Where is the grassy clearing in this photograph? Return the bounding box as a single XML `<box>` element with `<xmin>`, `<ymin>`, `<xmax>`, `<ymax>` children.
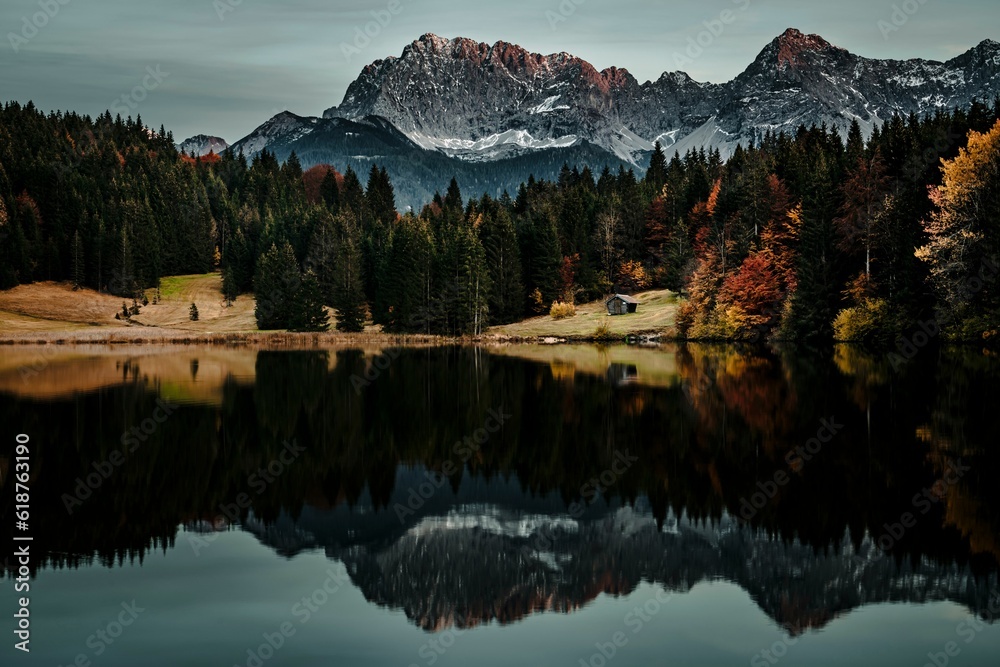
<box><xmin>488</xmin><ymin>289</ymin><xmax>679</xmax><ymax>340</ymax></box>
<box><xmin>0</xmin><ymin>279</ymin><xmax>680</xmax><ymax>346</ymax></box>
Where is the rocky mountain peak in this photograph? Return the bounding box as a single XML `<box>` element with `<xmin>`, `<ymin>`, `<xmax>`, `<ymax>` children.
<box><xmin>177</xmin><ymin>134</ymin><xmax>229</xmax><ymax>157</ymax></box>
<box><xmin>767</xmin><ymin>28</ymin><xmax>838</xmax><ymax>68</ymax></box>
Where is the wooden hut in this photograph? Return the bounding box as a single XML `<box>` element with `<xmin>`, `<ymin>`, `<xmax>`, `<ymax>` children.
<box><xmin>606</xmin><ymin>294</ymin><xmax>639</xmax><ymax>315</ymax></box>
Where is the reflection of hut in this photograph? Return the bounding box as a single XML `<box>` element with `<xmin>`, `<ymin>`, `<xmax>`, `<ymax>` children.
<box><xmin>606</xmin><ymin>363</ymin><xmax>639</xmax><ymax>386</ymax></box>
<box><xmin>606</xmin><ymin>294</ymin><xmax>639</xmax><ymax>315</ymax></box>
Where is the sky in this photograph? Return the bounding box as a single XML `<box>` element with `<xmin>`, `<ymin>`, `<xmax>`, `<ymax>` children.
<box><xmin>2</xmin><ymin>0</ymin><xmax>997</xmax><ymax>143</ymax></box>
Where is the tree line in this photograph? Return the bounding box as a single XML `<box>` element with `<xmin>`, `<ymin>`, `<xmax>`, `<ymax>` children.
<box><xmin>1</xmin><ymin>98</ymin><xmax>999</xmax><ymax>340</ymax></box>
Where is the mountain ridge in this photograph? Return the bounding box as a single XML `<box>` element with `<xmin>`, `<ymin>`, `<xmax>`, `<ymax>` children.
<box><xmin>228</xmin><ymin>29</ymin><xmax>1000</xmax><ymax>208</ymax></box>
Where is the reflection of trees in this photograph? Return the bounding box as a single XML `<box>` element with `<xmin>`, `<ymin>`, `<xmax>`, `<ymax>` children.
<box><xmin>2</xmin><ymin>345</ymin><xmax>999</xmax><ymax>584</ymax></box>
<box><xmin>919</xmin><ymin>348</ymin><xmax>1000</xmax><ymax>563</ymax></box>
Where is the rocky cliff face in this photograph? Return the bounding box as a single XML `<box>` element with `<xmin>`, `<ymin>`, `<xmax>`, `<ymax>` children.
<box><xmin>316</xmin><ymin>29</ymin><xmax>1000</xmax><ymax>163</ymax></box>
<box><xmin>177</xmin><ymin>134</ymin><xmax>229</xmax><ymax>157</ymax></box>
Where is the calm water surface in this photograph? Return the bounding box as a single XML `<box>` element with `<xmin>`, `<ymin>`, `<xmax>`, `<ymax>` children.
<box><xmin>1</xmin><ymin>343</ymin><xmax>999</xmax><ymax>666</ymax></box>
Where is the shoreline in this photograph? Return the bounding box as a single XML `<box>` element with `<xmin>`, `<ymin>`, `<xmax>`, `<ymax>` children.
<box><xmin>0</xmin><ymin>329</ymin><xmax>458</xmax><ymax>348</ymax></box>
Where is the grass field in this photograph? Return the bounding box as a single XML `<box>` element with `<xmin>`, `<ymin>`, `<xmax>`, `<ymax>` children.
<box><xmin>0</xmin><ymin>274</ymin><xmax>386</xmax><ymax>344</ymax></box>
<box><xmin>488</xmin><ymin>289</ymin><xmax>679</xmax><ymax>340</ymax></box>
<box><xmin>0</xmin><ymin>278</ymin><xmax>680</xmax><ymax>344</ymax></box>
<box><xmin>0</xmin><ymin>274</ymin><xmax>258</xmax><ymax>336</ymax></box>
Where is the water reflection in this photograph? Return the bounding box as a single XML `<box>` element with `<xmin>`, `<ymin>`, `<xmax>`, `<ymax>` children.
<box><xmin>1</xmin><ymin>343</ymin><xmax>999</xmax><ymax>636</ymax></box>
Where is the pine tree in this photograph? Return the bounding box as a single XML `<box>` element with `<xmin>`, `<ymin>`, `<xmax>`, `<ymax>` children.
<box><xmin>383</xmin><ymin>214</ymin><xmax>434</xmax><ymax>333</ymax></box>
<box><xmin>339</xmin><ymin>167</ymin><xmax>366</xmax><ymax>215</ymax></box>
<box><xmin>480</xmin><ymin>206</ymin><xmax>524</xmax><ymax>324</ymax></box>
<box><xmin>222</xmin><ymin>266</ymin><xmax>238</xmax><ymax>306</ymax></box>
<box><xmin>785</xmin><ymin>155</ymin><xmax>839</xmax><ymax>340</ymax></box>
<box><xmin>645</xmin><ymin>141</ymin><xmax>668</xmax><ymax>193</ymax></box>
<box><xmin>319</xmin><ymin>169</ymin><xmax>340</xmax><ymax>212</ymax></box>
<box><xmin>72</xmin><ymin>230</ymin><xmax>84</xmax><ymax>291</ymax></box>
<box><xmin>253</xmin><ymin>241</ymin><xmax>299</xmax><ymax>330</ymax></box>
<box><xmin>288</xmin><ymin>269</ymin><xmax>329</xmax><ymax>332</ymax></box>
<box><xmin>521</xmin><ymin>210</ymin><xmax>562</xmax><ymax>311</ymax></box>
<box><xmin>332</xmin><ymin>210</ymin><xmax>366</xmax><ymax>333</ymax></box>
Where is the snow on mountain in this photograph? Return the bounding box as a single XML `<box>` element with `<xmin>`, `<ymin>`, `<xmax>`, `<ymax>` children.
<box><xmin>225</xmin><ymin>29</ymin><xmax>1000</xmax><ymax>209</ymax></box>
<box><xmin>231</xmin><ymin>111</ymin><xmax>319</xmax><ymax>157</ymax></box>
<box><xmin>315</xmin><ymin>29</ymin><xmax>1000</xmax><ymax>163</ymax></box>
<box><xmin>177</xmin><ymin>134</ymin><xmax>229</xmax><ymax>157</ymax></box>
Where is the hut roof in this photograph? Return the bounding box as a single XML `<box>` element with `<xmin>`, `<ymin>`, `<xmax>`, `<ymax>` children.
<box><xmin>607</xmin><ymin>294</ymin><xmax>639</xmax><ymax>304</ymax></box>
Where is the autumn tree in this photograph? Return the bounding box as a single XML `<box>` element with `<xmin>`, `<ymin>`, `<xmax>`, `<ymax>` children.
<box><xmin>917</xmin><ymin>119</ymin><xmax>1000</xmax><ymax>334</ymax></box>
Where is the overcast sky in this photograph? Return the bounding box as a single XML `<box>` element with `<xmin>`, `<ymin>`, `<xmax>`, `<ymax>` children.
<box><xmin>2</xmin><ymin>0</ymin><xmax>997</xmax><ymax>143</ymax></box>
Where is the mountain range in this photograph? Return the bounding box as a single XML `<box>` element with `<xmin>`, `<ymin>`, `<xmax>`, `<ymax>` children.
<box><xmin>191</xmin><ymin>29</ymin><xmax>1000</xmax><ymax>208</ymax></box>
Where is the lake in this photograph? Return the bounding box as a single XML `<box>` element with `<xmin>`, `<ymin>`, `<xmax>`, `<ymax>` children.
<box><xmin>2</xmin><ymin>343</ymin><xmax>999</xmax><ymax>666</ymax></box>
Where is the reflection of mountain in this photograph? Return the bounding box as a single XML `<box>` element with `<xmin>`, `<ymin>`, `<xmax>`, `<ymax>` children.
<box><xmin>4</xmin><ymin>345</ymin><xmax>1000</xmax><ymax>636</ymax></box>
<box><xmin>239</xmin><ymin>471</ymin><xmax>999</xmax><ymax>635</ymax></box>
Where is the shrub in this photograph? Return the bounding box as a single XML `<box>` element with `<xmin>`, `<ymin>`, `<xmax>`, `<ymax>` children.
<box><xmin>593</xmin><ymin>319</ymin><xmax>616</xmax><ymax>341</ymax></box>
<box><xmin>832</xmin><ymin>298</ymin><xmax>893</xmax><ymax>344</ymax></box>
<box><xmin>189</xmin><ymin>303</ymin><xmax>200</xmax><ymax>321</ymax></box>
<box><xmin>550</xmin><ymin>301</ymin><xmax>577</xmax><ymax>319</ymax></box>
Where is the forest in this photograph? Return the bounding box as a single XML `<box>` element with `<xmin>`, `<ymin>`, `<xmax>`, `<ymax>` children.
<box><xmin>1</xmin><ymin>99</ymin><xmax>999</xmax><ymax>342</ymax></box>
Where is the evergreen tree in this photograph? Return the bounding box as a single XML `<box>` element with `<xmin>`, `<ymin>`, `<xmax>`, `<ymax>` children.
<box><xmin>339</xmin><ymin>167</ymin><xmax>366</xmax><ymax>215</ymax></box>
<box><xmin>332</xmin><ymin>210</ymin><xmax>367</xmax><ymax>332</ymax></box>
<box><xmin>785</xmin><ymin>154</ymin><xmax>839</xmax><ymax>340</ymax></box>
<box><xmin>479</xmin><ymin>205</ymin><xmax>524</xmax><ymax>324</ymax></box>
<box><xmin>645</xmin><ymin>141</ymin><xmax>668</xmax><ymax>193</ymax></box>
<box><xmin>382</xmin><ymin>214</ymin><xmax>434</xmax><ymax>333</ymax></box>
<box><xmin>288</xmin><ymin>269</ymin><xmax>329</xmax><ymax>332</ymax></box>
<box><xmin>253</xmin><ymin>241</ymin><xmax>299</xmax><ymax>330</ymax></box>
<box><xmin>72</xmin><ymin>230</ymin><xmax>84</xmax><ymax>291</ymax></box>
<box><xmin>320</xmin><ymin>169</ymin><xmax>340</xmax><ymax>212</ymax></box>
